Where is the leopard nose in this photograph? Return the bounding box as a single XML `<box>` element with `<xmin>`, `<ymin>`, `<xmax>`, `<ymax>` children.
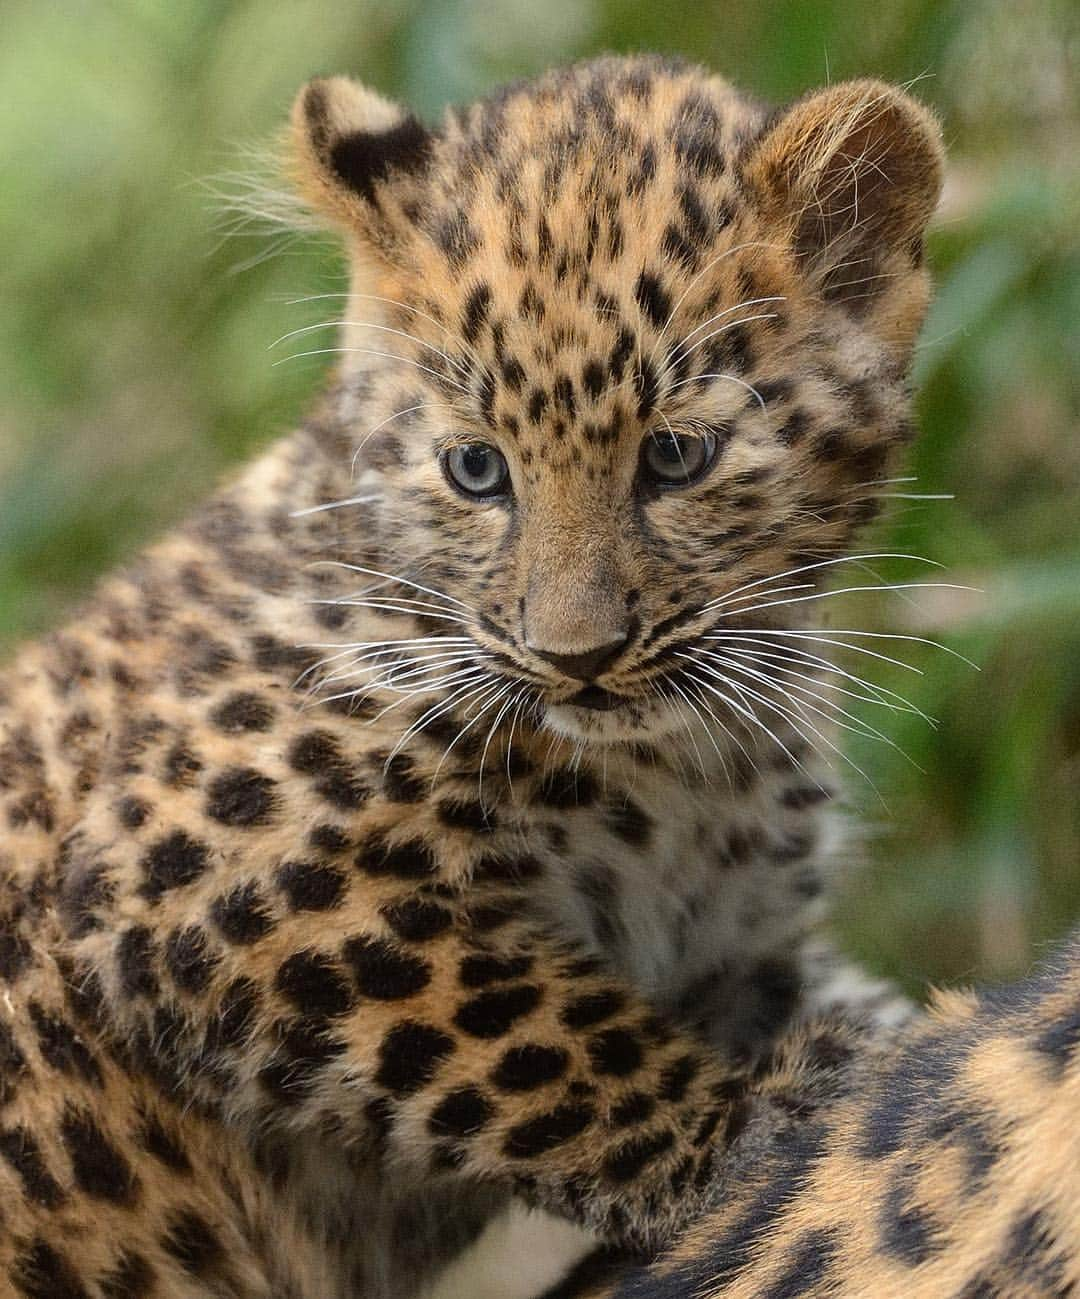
<box><xmin>530</xmin><ymin>635</ymin><xmax>628</xmax><ymax>682</ymax></box>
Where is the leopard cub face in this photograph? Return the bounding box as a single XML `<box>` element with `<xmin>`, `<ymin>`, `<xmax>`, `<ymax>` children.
<box><xmin>289</xmin><ymin>56</ymin><xmax>942</xmax><ymax>747</ymax></box>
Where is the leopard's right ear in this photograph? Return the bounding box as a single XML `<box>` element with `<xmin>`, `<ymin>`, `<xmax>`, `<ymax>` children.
<box><xmin>290</xmin><ymin>76</ymin><xmax>435</xmax><ymax>258</ymax></box>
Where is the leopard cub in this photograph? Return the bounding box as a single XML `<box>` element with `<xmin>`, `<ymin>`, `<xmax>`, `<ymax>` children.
<box><xmin>0</xmin><ymin>55</ymin><xmax>941</xmax><ymax>1299</ymax></box>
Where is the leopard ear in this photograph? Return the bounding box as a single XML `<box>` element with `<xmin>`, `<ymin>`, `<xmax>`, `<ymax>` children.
<box><xmin>744</xmin><ymin>80</ymin><xmax>943</xmax><ymax>313</ymax></box>
<box><xmin>289</xmin><ymin>76</ymin><xmax>434</xmax><ymax>257</ymax></box>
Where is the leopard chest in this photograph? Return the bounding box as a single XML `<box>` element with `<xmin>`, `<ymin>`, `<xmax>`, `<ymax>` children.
<box><xmin>516</xmin><ymin>760</ymin><xmax>837</xmax><ymax>1046</ymax></box>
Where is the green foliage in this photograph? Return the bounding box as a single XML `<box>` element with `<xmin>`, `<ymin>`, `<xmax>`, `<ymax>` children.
<box><xmin>2</xmin><ymin>0</ymin><xmax>1077</xmax><ymax>989</ymax></box>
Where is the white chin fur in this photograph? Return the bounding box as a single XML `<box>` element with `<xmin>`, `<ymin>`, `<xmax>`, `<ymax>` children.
<box><xmin>542</xmin><ymin>695</ymin><xmax>687</xmax><ymax>745</ymax></box>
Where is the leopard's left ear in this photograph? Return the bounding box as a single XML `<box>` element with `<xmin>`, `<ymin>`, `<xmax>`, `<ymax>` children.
<box><xmin>289</xmin><ymin>76</ymin><xmax>435</xmax><ymax>260</ymax></box>
<box><xmin>743</xmin><ymin>80</ymin><xmax>943</xmax><ymax>323</ymax></box>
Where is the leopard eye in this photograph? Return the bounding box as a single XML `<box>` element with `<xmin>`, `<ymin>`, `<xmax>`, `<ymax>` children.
<box><xmin>443</xmin><ymin>443</ymin><xmax>511</xmax><ymax>498</ymax></box>
<box><xmin>641</xmin><ymin>430</ymin><xmax>717</xmax><ymax>487</ymax></box>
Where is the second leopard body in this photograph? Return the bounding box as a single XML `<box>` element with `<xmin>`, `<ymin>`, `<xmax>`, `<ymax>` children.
<box><xmin>0</xmin><ymin>55</ymin><xmax>941</xmax><ymax>1298</ymax></box>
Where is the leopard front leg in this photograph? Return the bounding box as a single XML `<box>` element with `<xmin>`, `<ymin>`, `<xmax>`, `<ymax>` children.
<box><xmin>62</xmin><ymin>808</ymin><xmax>757</xmax><ymax>1261</ymax></box>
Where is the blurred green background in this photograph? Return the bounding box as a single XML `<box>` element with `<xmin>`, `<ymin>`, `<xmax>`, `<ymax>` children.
<box><xmin>1</xmin><ymin>0</ymin><xmax>1077</xmax><ymax>993</ymax></box>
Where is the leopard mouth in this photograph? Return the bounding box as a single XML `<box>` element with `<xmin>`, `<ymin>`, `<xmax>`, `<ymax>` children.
<box><xmin>566</xmin><ymin>685</ymin><xmax>623</xmax><ymax>711</ymax></box>
<box><xmin>540</xmin><ymin>685</ymin><xmax>687</xmax><ymax>747</ymax></box>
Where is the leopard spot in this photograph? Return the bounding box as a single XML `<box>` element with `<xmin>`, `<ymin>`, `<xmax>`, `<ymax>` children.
<box><xmin>0</xmin><ymin>1127</ymin><xmax>66</xmax><ymax>1208</ymax></box>
<box><xmin>205</xmin><ymin>767</ymin><xmax>278</xmax><ymax>827</ymax></box>
<box><xmin>436</xmin><ymin>799</ymin><xmax>497</xmax><ymax>832</ymax></box>
<box><xmin>356</xmin><ymin>834</ymin><xmax>439</xmax><ymax>880</ymax></box>
<box><xmin>492</xmin><ymin>1043</ymin><xmax>569</xmax><ymax>1091</ymax></box>
<box><xmin>381</xmin><ymin>753</ymin><xmax>426</xmax><ymax>803</ymax></box>
<box><xmin>276</xmin><ymin>860</ymin><xmax>347</xmax><ymax>913</ymax></box>
<box><xmin>161</xmin><ymin>1208</ymin><xmax>225</xmax><ymax>1279</ymax></box>
<box><xmin>587</xmin><ymin>1028</ymin><xmax>643</xmax><ymax>1077</ymax></box>
<box><xmin>138</xmin><ymin>1113</ymin><xmax>192</xmax><ymax>1174</ymax></box>
<box><xmin>603</xmin><ymin>1129</ymin><xmax>674</xmax><ymax>1181</ymax></box>
<box><xmin>115</xmin><ymin>795</ymin><xmax>150</xmax><ymax>828</ymax></box>
<box><xmin>116</xmin><ymin>925</ymin><xmax>158</xmax><ymax>998</ymax></box>
<box><xmin>375</xmin><ymin>1021</ymin><xmax>455</xmax><ymax>1096</ymax></box>
<box><xmin>164</xmin><ymin>926</ymin><xmax>220</xmax><ymax>994</ymax></box>
<box><xmin>658</xmin><ymin>1053</ymin><xmax>701</xmax><ymax>1102</ymax></box>
<box><xmin>98</xmin><ymin>1251</ymin><xmax>157</xmax><ymax>1299</ymax></box>
<box><xmin>454</xmin><ymin>984</ymin><xmax>542</xmax><ymax>1038</ymax></box>
<box><xmin>428</xmin><ymin>1087</ymin><xmax>495</xmax><ymax>1138</ymax></box>
<box><xmin>61</xmin><ymin>1106</ymin><xmax>138</xmax><ymax>1204</ymax></box>
<box><xmin>504</xmin><ymin>1103</ymin><xmax>594</xmax><ymax>1158</ymax></box>
<box><xmin>10</xmin><ymin>1240</ymin><xmax>88</xmax><ymax>1299</ymax></box>
<box><xmin>210</xmin><ymin>882</ymin><xmax>276</xmax><ymax>945</ymax></box>
<box><xmin>275</xmin><ymin>950</ymin><xmax>355</xmax><ymax>1018</ymax></box>
<box><xmin>610</xmin><ymin>1091</ymin><xmax>656</xmax><ymax>1128</ymax></box>
<box><xmin>258</xmin><ymin>1017</ymin><xmax>346</xmax><ymax>1103</ymax></box>
<box><xmin>140</xmin><ymin>830</ymin><xmax>210</xmax><ymax>900</ymax></box>
<box><xmin>561</xmin><ymin>989</ymin><xmax>625</xmax><ymax>1030</ymax></box>
<box><xmin>0</xmin><ymin>930</ymin><xmax>34</xmax><ymax>982</ymax></box>
<box><xmin>28</xmin><ymin>1002</ymin><xmax>103</xmax><ymax>1087</ymax></box>
<box><xmin>210</xmin><ymin>691</ymin><xmax>275</xmax><ymax>733</ymax></box>
<box><xmin>344</xmin><ymin>937</ymin><xmax>432</xmax><ymax>1000</ymax></box>
<box><xmin>204</xmin><ymin>977</ymin><xmax>260</xmax><ymax>1052</ymax></box>
<box><xmin>381</xmin><ymin>897</ymin><xmax>454</xmax><ymax>942</ymax></box>
<box><xmin>459</xmin><ymin>953</ymin><xmax>534</xmax><ymax>988</ymax></box>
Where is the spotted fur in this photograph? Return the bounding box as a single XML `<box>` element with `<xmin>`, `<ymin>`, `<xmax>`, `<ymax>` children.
<box><xmin>0</xmin><ymin>56</ymin><xmax>940</xmax><ymax>1297</ymax></box>
<box><xmin>566</xmin><ymin>930</ymin><xmax>1080</xmax><ymax>1299</ymax></box>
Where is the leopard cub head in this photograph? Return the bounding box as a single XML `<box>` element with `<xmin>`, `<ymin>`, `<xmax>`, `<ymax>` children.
<box><xmin>288</xmin><ymin>56</ymin><xmax>943</xmax><ymax>747</ymax></box>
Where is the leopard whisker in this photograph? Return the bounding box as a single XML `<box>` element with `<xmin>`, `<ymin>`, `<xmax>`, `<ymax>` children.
<box><xmin>689</xmin><ymin>649</ymin><xmax>913</xmax><ymax>758</ymax></box>
<box><xmin>282</xmin><ymin>291</ymin><xmax>489</xmax><ymax>379</ymax></box>
<box><xmin>662</xmin><ymin>371</ymin><xmax>768</xmax><ymax>418</ymax></box>
<box><xmin>312</xmin><ymin>663</ymin><xmax>488</xmax><ymax>713</ymax></box>
<box><xmin>313</xmin><ymin>600</ymin><xmax>472</xmax><ymax>626</ymax></box>
<box><xmin>681</xmin><ymin>657</ymin><xmax>884</xmax><ymax>795</ymax></box>
<box><xmin>701</xmin><ymin>552</ymin><xmax>945</xmax><ymax>611</ymax></box>
<box><xmin>645</xmin><ymin>679</ymin><xmax>701</xmax><ymax>785</ymax></box>
<box><xmin>679</xmin><ymin>666</ymin><xmax>821</xmax><ymax>784</ymax></box>
<box><xmin>709</xmin><ymin>580</ymin><xmax>978</xmax><ymax>620</ymax></box>
<box><xmin>666</xmin><ymin>296</ymin><xmax>787</xmax><ymax>361</ymax></box>
<box><xmin>293</xmin><ymin>638</ymin><xmax>474</xmax><ymax>688</ymax></box>
<box><xmin>703</xmin><ymin>626</ymin><xmax>977</xmax><ymax>669</ymax></box>
<box><xmin>649</xmin><ymin>243</ymin><xmax>788</xmax><ymax>356</ymax></box>
<box><xmin>660</xmin><ymin>312</ymin><xmax>782</xmax><ymax>383</ymax></box>
<box><xmin>711</xmin><ymin>644</ymin><xmax>933</xmax><ymax>721</ymax></box>
<box><xmin>476</xmin><ymin>686</ymin><xmax>516</xmax><ymax>805</ymax></box>
<box><xmin>330</xmin><ymin>587</ymin><xmax>470</xmax><ymax>618</ymax></box>
<box><xmin>322</xmin><ymin>652</ymin><xmax>493</xmax><ymax>693</ymax></box>
<box><xmin>269</xmin><ymin>320</ymin><xmax>474</xmax><ymax>384</ymax></box>
<box><xmin>431</xmin><ymin>678</ymin><xmax>520</xmax><ymax>784</ymax></box>
<box><xmin>308</xmin><ymin>649</ymin><xmax>465</xmax><ymax>693</ymax></box>
<box><xmin>502</xmin><ymin>684</ymin><xmax>536</xmax><ymax>799</ymax></box>
<box><xmin>652</xmin><ymin>677</ymin><xmax>706</xmax><ymax>780</ymax></box>
<box><xmin>325</xmin><ymin>642</ymin><xmax>481</xmax><ymax>673</ymax></box>
<box><xmin>294</xmin><ymin>639</ymin><xmax>475</xmax><ymax>698</ymax></box>
<box><xmin>679</xmin><ymin>673</ymin><xmax>761</xmax><ymax>776</ymax></box>
<box><xmin>350</xmin><ymin>402</ymin><xmax>458</xmax><ymax>474</ymax></box>
<box><xmin>662</xmin><ymin>673</ymin><xmax>723</xmax><ymax>780</ymax></box>
<box><xmin>375</xmin><ymin>655</ymin><xmax>495</xmax><ymax>693</ymax></box>
<box><xmin>272</xmin><ymin>346</ymin><xmax>470</xmax><ymax>394</ymax></box>
<box><xmin>317</xmin><ymin>591</ymin><xmax>473</xmax><ymax>620</ymax></box>
<box><xmin>692</xmin><ymin>667</ymin><xmax>865</xmax><ymax>793</ymax></box>
<box><xmin>290</xmin><ymin>494</ymin><xmax>382</xmax><ymax>519</ymax></box>
<box><xmin>384</xmin><ymin>673</ymin><xmax>498</xmax><ymax>765</ymax></box>
<box><xmin>313</xmin><ymin>563</ymin><xmax>474</xmax><ymax>611</ymax></box>
<box><xmin>301</xmin><ymin>636</ymin><xmax>474</xmax><ymax>651</ymax></box>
